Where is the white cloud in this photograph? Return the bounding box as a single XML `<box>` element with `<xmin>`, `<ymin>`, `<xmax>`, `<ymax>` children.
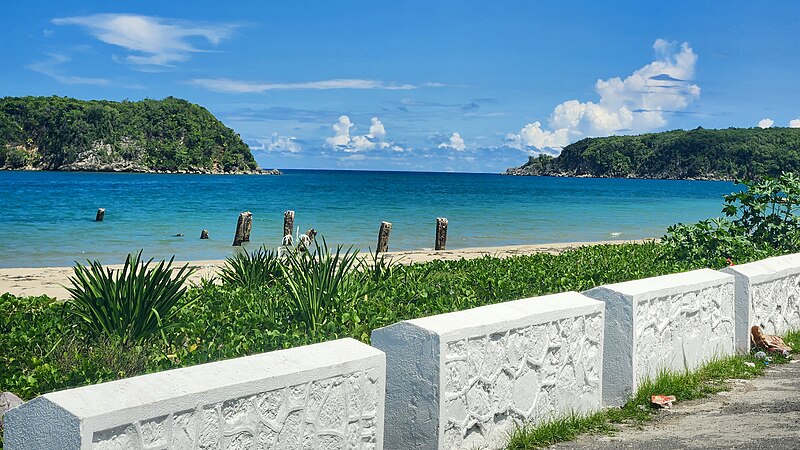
<box><xmin>27</xmin><ymin>53</ymin><xmax>110</xmax><ymax>86</ymax></box>
<box><xmin>190</xmin><ymin>77</ymin><xmax>418</xmax><ymax>93</ymax></box>
<box><xmin>438</xmin><ymin>132</ymin><xmax>467</xmax><ymax>151</ymax></box>
<box><xmin>325</xmin><ymin>116</ymin><xmax>394</xmax><ymax>152</ymax></box>
<box><xmin>508</xmin><ymin>39</ymin><xmax>701</xmax><ymax>151</ymax></box>
<box><xmin>52</xmin><ymin>13</ymin><xmax>236</xmax><ymax>66</ymax></box>
<box><xmin>253</xmin><ymin>133</ymin><xmax>302</xmax><ymax>153</ymax></box>
<box><xmin>758</xmin><ymin>118</ymin><xmax>774</xmax><ymax>129</ymax></box>
<box><xmin>790</xmin><ymin>119</ymin><xmax>800</xmax><ymax>128</ymax></box>
<box><xmin>368</xmin><ymin>117</ymin><xmax>387</xmax><ymax>140</ymax></box>
<box><xmin>505</xmin><ymin>122</ymin><xmax>569</xmax><ymax>150</ymax></box>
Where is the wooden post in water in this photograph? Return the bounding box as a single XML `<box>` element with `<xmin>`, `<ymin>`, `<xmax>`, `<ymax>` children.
<box><xmin>232</xmin><ymin>211</ymin><xmax>252</xmax><ymax>246</ymax></box>
<box><xmin>95</xmin><ymin>208</ymin><xmax>105</xmax><ymax>222</ymax></box>
<box><xmin>377</xmin><ymin>221</ymin><xmax>392</xmax><ymax>253</ymax></box>
<box><xmin>283</xmin><ymin>210</ymin><xmax>295</xmax><ymax>242</ymax></box>
<box><xmin>200</xmin><ymin>229</ymin><xmax>209</xmax><ymax>239</ymax></box>
<box><xmin>435</xmin><ymin>217</ymin><xmax>448</xmax><ymax>251</ymax></box>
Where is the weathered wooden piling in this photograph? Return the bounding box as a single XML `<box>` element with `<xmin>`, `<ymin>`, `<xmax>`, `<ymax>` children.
<box><xmin>435</xmin><ymin>217</ymin><xmax>448</xmax><ymax>251</ymax></box>
<box><xmin>200</xmin><ymin>229</ymin><xmax>209</xmax><ymax>239</ymax></box>
<box><xmin>377</xmin><ymin>221</ymin><xmax>392</xmax><ymax>253</ymax></box>
<box><xmin>95</xmin><ymin>208</ymin><xmax>105</xmax><ymax>222</ymax></box>
<box><xmin>232</xmin><ymin>211</ymin><xmax>252</xmax><ymax>246</ymax></box>
<box><xmin>283</xmin><ymin>210</ymin><xmax>295</xmax><ymax>241</ymax></box>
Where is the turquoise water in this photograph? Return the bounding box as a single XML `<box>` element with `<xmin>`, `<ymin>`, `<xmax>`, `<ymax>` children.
<box><xmin>0</xmin><ymin>170</ymin><xmax>735</xmax><ymax>268</ymax></box>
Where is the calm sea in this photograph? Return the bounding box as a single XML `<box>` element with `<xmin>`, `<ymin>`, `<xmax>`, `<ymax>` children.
<box><xmin>0</xmin><ymin>170</ymin><xmax>735</xmax><ymax>268</ymax></box>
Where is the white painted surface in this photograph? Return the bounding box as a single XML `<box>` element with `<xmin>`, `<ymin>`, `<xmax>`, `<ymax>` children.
<box><xmin>372</xmin><ymin>292</ymin><xmax>604</xmax><ymax>450</ymax></box>
<box><xmin>584</xmin><ymin>269</ymin><xmax>735</xmax><ymax>406</ymax></box>
<box><xmin>3</xmin><ymin>338</ymin><xmax>385</xmax><ymax>450</ymax></box>
<box><xmin>723</xmin><ymin>253</ymin><xmax>800</xmax><ymax>351</ymax></box>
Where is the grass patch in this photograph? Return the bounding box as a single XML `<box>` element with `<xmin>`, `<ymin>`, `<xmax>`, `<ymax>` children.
<box><xmin>506</xmin><ymin>345</ymin><xmax>794</xmax><ymax>449</ymax></box>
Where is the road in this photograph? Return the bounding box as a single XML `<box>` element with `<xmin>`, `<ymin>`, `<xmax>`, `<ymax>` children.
<box><xmin>551</xmin><ymin>356</ymin><xmax>800</xmax><ymax>449</ymax></box>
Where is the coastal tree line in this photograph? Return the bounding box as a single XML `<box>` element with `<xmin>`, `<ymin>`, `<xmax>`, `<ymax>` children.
<box><xmin>510</xmin><ymin>127</ymin><xmax>800</xmax><ymax>180</ymax></box>
<box><xmin>0</xmin><ymin>96</ymin><xmax>258</xmax><ymax>172</ymax></box>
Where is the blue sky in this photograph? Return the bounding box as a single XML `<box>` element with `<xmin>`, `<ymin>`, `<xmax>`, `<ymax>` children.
<box><xmin>1</xmin><ymin>2</ymin><xmax>798</xmax><ymax>172</ymax></box>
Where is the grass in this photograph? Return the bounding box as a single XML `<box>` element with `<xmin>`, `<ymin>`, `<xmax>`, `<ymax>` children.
<box><xmin>506</xmin><ymin>333</ymin><xmax>799</xmax><ymax>449</ymax></box>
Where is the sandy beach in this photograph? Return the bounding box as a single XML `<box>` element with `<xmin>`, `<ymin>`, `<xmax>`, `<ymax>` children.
<box><xmin>0</xmin><ymin>239</ymin><xmax>646</xmax><ymax>299</ymax></box>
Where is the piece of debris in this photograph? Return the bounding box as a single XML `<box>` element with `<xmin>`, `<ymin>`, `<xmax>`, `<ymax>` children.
<box><xmin>651</xmin><ymin>395</ymin><xmax>677</xmax><ymax>409</ymax></box>
<box><xmin>751</xmin><ymin>325</ymin><xmax>792</xmax><ymax>357</ymax></box>
<box><xmin>744</xmin><ymin>361</ymin><xmax>756</xmax><ymax>368</ymax></box>
<box><xmin>0</xmin><ymin>391</ymin><xmax>24</xmax><ymax>433</ymax></box>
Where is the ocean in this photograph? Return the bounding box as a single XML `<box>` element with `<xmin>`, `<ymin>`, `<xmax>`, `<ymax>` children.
<box><xmin>0</xmin><ymin>170</ymin><xmax>735</xmax><ymax>268</ymax></box>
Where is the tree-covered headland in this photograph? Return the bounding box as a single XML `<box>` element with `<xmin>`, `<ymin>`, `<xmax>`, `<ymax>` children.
<box><xmin>0</xmin><ymin>96</ymin><xmax>259</xmax><ymax>173</ymax></box>
<box><xmin>505</xmin><ymin>127</ymin><xmax>800</xmax><ymax>180</ymax></box>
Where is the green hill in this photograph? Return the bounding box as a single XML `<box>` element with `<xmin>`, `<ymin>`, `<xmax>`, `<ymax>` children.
<box><xmin>504</xmin><ymin>127</ymin><xmax>800</xmax><ymax>180</ymax></box>
<box><xmin>0</xmin><ymin>96</ymin><xmax>259</xmax><ymax>173</ymax></box>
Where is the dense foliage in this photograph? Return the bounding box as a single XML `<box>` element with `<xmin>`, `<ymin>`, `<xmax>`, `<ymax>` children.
<box><xmin>66</xmin><ymin>252</ymin><xmax>196</xmax><ymax>345</ymax></box>
<box><xmin>0</xmin><ymin>96</ymin><xmax>258</xmax><ymax>172</ymax></box>
<box><xmin>664</xmin><ymin>173</ymin><xmax>800</xmax><ymax>266</ymax></box>
<box><xmin>507</xmin><ymin>127</ymin><xmax>800</xmax><ymax>180</ymax></box>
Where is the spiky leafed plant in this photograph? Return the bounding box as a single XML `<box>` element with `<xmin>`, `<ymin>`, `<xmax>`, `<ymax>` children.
<box><xmin>219</xmin><ymin>246</ymin><xmax>283</xmax><ymax>290</ymax></box>
<box><xmin>65</xmin><ymin>251</ymin><xmax>195</xmax><ymax>345</ymax></box>
<box><xmin>281</xmin><ymin>238</ymin><xmax>368</xmax><ymax>332</ymax></box>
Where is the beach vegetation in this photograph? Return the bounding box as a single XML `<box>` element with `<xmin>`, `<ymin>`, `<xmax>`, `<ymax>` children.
<box><xmin>1</xmin><ymin>241</ymin><xmax>714</xmax><ymax>402</ymax></box>
<box><xmin>664</xmin><ymin>172</ymin><xmax>800</xmax><ymax>266</ymax></box>
<box><xmin>218</xmin><ymin>246</ymin><xmax>283</xmax><ymax>291</ymax></box>
<box><xmin>65</xmin><ymin>251</ymin><xmax>196</xmax><ymax>346</ymax></box>
<box><xmin>281</xmin><ymin>239</ymin><xmax>373</xmax><ymax>333</ymax></box>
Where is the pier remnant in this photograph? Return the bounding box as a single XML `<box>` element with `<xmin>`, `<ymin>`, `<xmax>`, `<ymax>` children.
<box><xmin>232</xmin><ymin>211</ymin><xmax>252</xmax><ymax>246</ymax></box>
<box><xmin>95</xmin><ymin>208</ymin><xmax>105</xmax><ymax>222</ymax></box>
<box><xmin>435</xmin><ymin>217</ymin><xmax>448</xmax><ymax>251</ymax></box>
<box><xmin>200</xmin><ymin>229</ymin><xmax>209</xmax><ymax>239</ymax></box>
<box><xmin>284</xmin><ymin>210</ymin><xmax>295</xmax><ymax>242</ymax></box>
<box><xmin>377</xmin><ymin>221</ymin><xmax>392</xmax><ymax>253</ymax></box>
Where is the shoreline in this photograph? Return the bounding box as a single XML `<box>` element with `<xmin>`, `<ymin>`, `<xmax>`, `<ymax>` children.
<box><xmin>0</xmin><ymin>239</ymin><xmax>648</xmax><ymax>299</ymax></box>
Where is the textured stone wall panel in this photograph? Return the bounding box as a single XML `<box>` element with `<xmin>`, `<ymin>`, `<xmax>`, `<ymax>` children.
<box><xmin>724</xmin><ymin>253</ymin><xmax>800</xmax><ymax>351</ymax></box>
<box><xmin>4</xmin><ymin>338</ymin><xmax>385</xmax><ymax>450</ymax></box>
<box><xmin>372</xmin><ymin>292</ymin><xmax>604</xmax><ymax>450</ymax></box>
<box><xmin>585</xmin><ymin>269</ymin><xmax>736</xmax><ymax>406</ymax></box>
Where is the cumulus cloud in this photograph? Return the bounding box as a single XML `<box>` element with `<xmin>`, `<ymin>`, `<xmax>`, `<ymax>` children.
<box><xmin>253</xmin><ymin>133</ymin><xmax>302</xmax><ymax>154</ymax></box>
<box><xmin>325</xmin><ymin>116</ymin><xmax>393</xmax><ymax>152</ymax></box>
<box><xmin>190</xmin><ymin>77</ymin><xmax>419</xmax><ymax>93</ymax></box>
<box><xmin>52</xmin><ymin>13</ymin><xmax>236</xmax><ymax>66</ymax></box>
<box><xmin>438</xmin><ymin>132</ymin><xmax>467</xmax><ymax>151</ymax></box>
<box><xmin>758</xmin><ymin>118</ymin><xmax>774</xmax><ymax>129</ymax></box>
<box><xmin>507</xmin><ymin>39</ymin><xmax>701</xmax><ymax>151</ymax></box>
<box><xmin>790</xmin><ymin>119</ymin><xmax>800</xmax><ymax>128</ymax></box>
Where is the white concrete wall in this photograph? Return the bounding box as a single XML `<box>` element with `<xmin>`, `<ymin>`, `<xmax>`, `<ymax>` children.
<box><xmin>3</xmin><ymin>338</ymin><xmax>385</xmax><ymax>450</ymax></box>
<box><xmin>723</xmin><ymin>253</ymin><xmax>800</xmax><ymax>352</ymax></box>
<box><xmin>584</xmin><ymin>269</ymin><xmax>735</xmax><ymax>406</ymax></box>
<box><xmin>372</xmin><ymin>292</ymin><xmax>604</xmax><ymax>450</ymax></box>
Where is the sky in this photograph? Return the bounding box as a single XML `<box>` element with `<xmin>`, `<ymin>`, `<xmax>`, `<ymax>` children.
<box><xmin>1</xmin><ymin>2</ymin><xmax>798</xmax><ymax>173</ymax></box>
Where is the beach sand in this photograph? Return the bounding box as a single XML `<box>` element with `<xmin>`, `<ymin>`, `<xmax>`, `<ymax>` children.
<box><xmin>0</xmin><ymin>239</ymin><xmax>647</xmax><ymax>299</ymax></box>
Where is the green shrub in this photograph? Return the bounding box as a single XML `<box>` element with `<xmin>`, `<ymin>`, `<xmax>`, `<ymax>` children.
<box><xmin>65</xmin><ymin>251</ymin><xmax>196</xmax><ymax>345</ymax></box>
<box><xmin>281</xmin><ymin>239</ymin><xmax>371</xmax><ymax>333</ymax></box>
<box><xmin>722</xmin><ymin>172</ymin><xmax>800</xmax><ymax>249</ymax></box>
<box><xmin>218</xmin><ymin>246</ymin><xmax>283</xmax><ymax>290</ymax></box>
<box><xmin>664</xmin><ymin>172</ymin><xmax>800</xmax><ymax>265</ymax></box>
